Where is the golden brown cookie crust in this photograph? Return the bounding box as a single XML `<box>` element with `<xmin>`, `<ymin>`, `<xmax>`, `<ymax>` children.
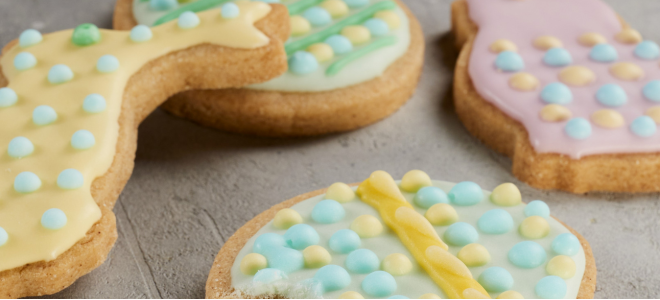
<box><xmin>113</xmin><ymin>0</ymin><xmax>425</xmax><ymax>137</ymax></box>
<box><xmin>205</xmin><ymin>185</ymin><xmax>597</xmax><ymax>299</ymax></box>
<box><xmin>0</xmin><ymin>6</ymin><xmax>289</xmax><ymax>297</ymax></box>
<box><xmin>451</xmin><ymin>0</ymin><xmax>660</xmax><ymax>194</ymax></box>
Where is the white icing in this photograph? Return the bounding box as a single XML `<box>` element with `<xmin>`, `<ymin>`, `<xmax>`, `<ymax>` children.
<box><xmin>230</xmin><ymin>181</ymin><xmax>587</xmax><ymax>299</ymax></box>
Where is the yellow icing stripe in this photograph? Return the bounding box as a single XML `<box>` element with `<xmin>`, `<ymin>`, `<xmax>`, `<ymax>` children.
<box><xmin>356</xmin><ymin>171</ymin><xmax>490</xmax><ymax>299</ymax></box>
<box><xmin>0</xmin><ymin>1</ymin><xmax>271</xmax><ymax>272</ymax></box>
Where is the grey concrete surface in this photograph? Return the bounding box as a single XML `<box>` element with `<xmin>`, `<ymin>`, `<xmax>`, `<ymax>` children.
<box><xmin>1</xmin><ymin>0</ymin><xmax>660</xmax><ymax>298</ymax></box>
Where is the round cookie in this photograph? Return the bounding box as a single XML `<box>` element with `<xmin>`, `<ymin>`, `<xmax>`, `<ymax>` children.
<box><xmin>0</xmin><ymin>3</ymin><xmax>289</xmax><ymax>297</ymax></box>
<box><xmin>206</xmin><ymin>170</ymin><xmax>596</xmax><ymax>299</ymax></box>
<box><xmin>452</xmin><ymin>0</ymin><xmax>660</xmax><ymax>193</ymax></box>
<box><xmin>113</xmin><ymin>0</ymin><xmax>424</xmax><ymax>137</ymax></box>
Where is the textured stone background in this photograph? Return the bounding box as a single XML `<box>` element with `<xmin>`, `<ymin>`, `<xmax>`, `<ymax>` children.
<box><xmin>1</xmin><ymin>0</ymin><xmax>659</xmax><ymax>298</ymax></box>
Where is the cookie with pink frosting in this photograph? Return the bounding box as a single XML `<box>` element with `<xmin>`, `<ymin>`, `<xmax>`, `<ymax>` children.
<box><xmin>452</xmin><ymin>0</ymin><xmax>660</xmax><ymax>193</ymax></box>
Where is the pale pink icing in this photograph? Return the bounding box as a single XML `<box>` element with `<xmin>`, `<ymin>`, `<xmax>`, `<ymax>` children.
<box><xmin>466</xmin><ymin>0</ymin><xmax>660</xmax><ymax>159</ymax></box>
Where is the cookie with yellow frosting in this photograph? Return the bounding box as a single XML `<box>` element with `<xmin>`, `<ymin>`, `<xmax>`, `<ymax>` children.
<box><xmin>113</xmin><ymin>0</ymin><xmax>424</xmax><ymax>137</ymax></box>
<box><xmin>452</xmin><ymin>0</ymin><xmax>660</xmax><ymax>193</ymax></box>
<box><xmin>0</xmin><ymin>3</ymin><xmax>289</xmax><ymax>297</ymax></box>
<box><xmin>206</xmin><ymin>170</ymin><xmax>596</xmax><ymax>299</ymax></box>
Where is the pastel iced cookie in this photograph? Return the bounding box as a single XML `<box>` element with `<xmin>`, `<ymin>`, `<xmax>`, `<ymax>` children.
<box><xmin>114</xmin><ymin>0</ymin><xmax>424</xmax><ymax>137</ymax></box>
<box><xmin>206</xmin><ymin>170</ymin><xmax>596</xmax><ymax>299</ymax></box>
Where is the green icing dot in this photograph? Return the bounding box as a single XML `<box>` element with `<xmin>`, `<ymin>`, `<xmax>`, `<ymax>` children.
<box><xmin>72</xmin><ymin>23</ymin><xmax>101</xmax><ymax>46</ymax></box>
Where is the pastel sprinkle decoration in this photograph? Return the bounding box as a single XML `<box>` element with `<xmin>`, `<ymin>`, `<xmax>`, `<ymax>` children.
<box><xmin>32</xmin><ymin>105</ymin><xmax>58</xmax><ymax>125</ymax></box>
<box><xmin>8</xmin><ymin>137</ymin><xmax>34</xmax><ymax>158</ymax></box>
<box><xmin>489</xmin><ymin>39</ymin><xmax>517</xmax><ymax>53</ymax></box>
<box><xmin>253</xmin><ymin>233</ymin><xmax>287</xmax><ymax>254</ymax></box>
<box><xmin>519</xmin><ymin>216</ymin><xmax>550</xmax><ymax>239</ymax></box>
<box><xmin>221</xmin><ymin>2</ymin><xmax>240</xmax><ymax>19</ymax></box>
<box><xmin>564</xmin><ymin>118</ymin><xmax>592</xmax><ymax>140</ymax></box>
<box><xmin>551</xmin><ymin>233</ymin><xmax>581</xmax><ymax>256</ymax></box>
<box><xmin>413</xmin><ymin>186</ymin><xmax>448</xmax><ymax>209</ymax></box>
<box><xmin>290</xmin><ymin>15</ymin><xmax>311</xmax><ymax>36</ymax></box>
<box><xmin>634</xmin><ymin>40</ymin><xmax>660</xmax><ymax>60</ymax></box>
<box><xmin>307</xmin><ymin>43</ymin><xmax>334</xmax><ymax>62</ymax></box>
<box><xmin>325</xmin><ymin>182</ymin><xmax>355</xmax><ymax>203</ymax></box>
<box><xmin>425</xmin><ymin>203</ymin><xmax>458</xmax><ymax>226</ymax></box>
<box><xmin>508</xmin><ymin>241</ymin><xmax>547</xmax><ymax>269</ymax></box>
<box><xmin>524</xmin><ymin>200</ymin><xmax>550</xmax><ymax>218</ymax></box>
<box><xmin>477</xmin><ymin>267</ymin><xmax>514</xmax><ymax>293</ymax></box>
<box><xmin>350</xmin><ymin>215</ymin><xmax>383</xmax><ymax>238</ymax></box>
<box><xmin>325</xmin><ymin>35</ymin><xmax>353</xmax><ymax>55</ymax></box>
<box><xmin>71</xmin><ymin>23</ymin><xmax>101</xmax><ymax>46</ymax></box>
<box><xmin>302</xmin><ymin>7</ymin><xmax>332</xmax><ymax>27</ymax></box>
<box><xmin>490</xmin><ymin>182</ymin><xmax>522</xmax><ymax>206</ymax></box>
<box><xmin>328</xmin><ymin>229</ymin><xmax>360</xmax><ymax>253</ymax></box>
<box><xmin>47</xmin><ymin>64</ymin><xmax>74</xmax><ymax>84</ymax></box>
<box><xmin>319</xmin><ymin>0</ymin><xmax>348</xmax><ymax>18</ymax></box>
<box><xmin>83</xmin><ymin>94</ymin><xmax>107</xmax><ymax>113</ymax></box>
<box><xmin>178</xmin><ymin>11</ymin><xmax>201</xmax><ymax>29</ymax></box>
<box><xmin>643</xmin><ymin>80</ymin><xmax>660</xmax><ymax>102</ymax></box>
<box><xmin>381</xmin><ymin>253</ymin><xmax>412</xmax><ymax>275</ymax></box>
<box><xmin>57</xmin><ymin>169</ymin><xmax>84</xmax><ymax>190</ymax></box>
<box><xmin>41</xmin><ymin>209</ymin><xmax>68</xmax><ymax>230</ymax></box>
<box><xmin>303</xmin><ymin>245</ymin><xmax>331</xmax><ymax>268</ymax></box>
<box><xmin>345</xmin><ymin>249</ymin><xmax>379</xmax><ymax>273</ymax></box>
<box><xmin>596</xmin><ymin>84</ymin><xmax>627</xmax><ymax>107</ymax></box>
<box><xmin>495</xmin><ymin>51</ymin><xmax>524</xmax><ymax>72</ymax></box>
<box><xmin>341</xmin><ymin>26</ymin><xmax>371</xmax><ymax>45</ymax></box>
<box><xmin>448</xmin><ymin>181</ymin><xmax>483</xmax><ymax>206</ymax></box>
<box><xmin>0</xmin><ymin>87</ymin><xmax>18</xmax><ymax>107</ymax></box>
<box><xmin>314</xmin><ymin>265</ymin><xmax>351</xmax><ymax>292</ymax></box>
<box><xmin>443</xmin><ymin>222</ymin><xmax>479</xmax><ymax>246</ymax></box>
<box><xmin>589</xmin><ymin>44</ymin><xmax>618</xmax><ymax>62</ymax></box>
<box><xmin>96</xmin><ymin>55</ymin><xmax>120</xmax><ymax>73</ymax></box>
<box><xmin>130</xmin><ymin>25</ymin><xmax>153</xmax><ymax>42</ymax></box>
<box><xmin>14</xmin><ymin>172</ymin><xmax>42</xmax><ymax>193</ymax></box>
<box><xmin>240</xmin><ymin>253</ymin><xmax>267</xmax><ymax>275</ymax></box>
<box><xmin>630</xmin><ymin>116</ymin><xmax>657</xmax><ymax>137</ymax></box>
<box><xmin>13</xmin><ymin>52</ymin><xmax>37</xmax><ymax>70</ymax></box>
<box><xmin>0</xmin><ymin>227</ymin><xmax>7</xmax><ymax>247</ymax></box>
<box><xmin>540</xmin><ymin>82</ymin><xmax>572</xmax><ymax>104</ymax></box>
<box><xmin>283</xmin><ymin>224</ymin><xmax>320</xmax><ymax>249</ymax></box>
<box><xmin>311</xmin><ymin>199</ymin><xmax>345</xmax><ymax>224</ymax></box>
<box><xmin>457</xmin><ymin>243</ymin><xmax>490</xmax><ymax>267</ymax></box>
<box><xmin>533</xmin><ymin>36</ymin><xmax>562</xmax><ymax>50</ymax></box>
<box><xmin>19</xmin><ymin>29</ymin><xmax>43</xmax><ymax>48</ymax></box>
<box><xmin>288</xmin><ymin>51</ymin><xmax>319</xmax><ymax>75</ymax></box>
<box><xmin>273</xmin><ymin>208</ymin><xmax>303</xmax><ymax>229</ymax></box>
<box><xmin>363</xmin><ymin>18</ymin><xmax>389</xmax><ymax>37</ymax></box>
<box><xmin>535</xmin><ymin>276</ymin><xmax>567</xmax><ymax>299</ymax></box>
<box><xmin>546</xmin><ymin>255</ymin><xmax>576</xmax><ymax>279</ymax></box>
<box><xmin>400</xmin><ymin>169</ymin><xmax>432</xmax><ymax>192</ymax></box>
<box><xmin>71</xmin><ymin>130</ymin><xmax>96</xmax><ymax>150</ymax></box>
<box><xmin>579</xmin><ymin>32</ymin><xmax>606</xmax><ymax>47</ymax></box>
<box><xmin>477</xmin><ymin>209</ymin><xmax>514</xmax><ymax>234</ymax></box>
<box><xmin>361</xmin><ymin>271</ymin><xmax>397</xmax><ymax>297</ymax></box>
<box><xmin>543</xmin><ymin>48</ymin><xmax>572</xmax><ymax>67</ymax></box>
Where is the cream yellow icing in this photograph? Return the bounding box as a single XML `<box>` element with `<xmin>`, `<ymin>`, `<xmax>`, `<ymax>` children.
<box><xmin>0</xmin><ymin>1</ymin><xmax>271</xmax><ymax>272</ymax></box>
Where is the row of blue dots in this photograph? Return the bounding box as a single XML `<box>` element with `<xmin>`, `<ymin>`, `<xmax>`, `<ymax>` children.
<box><xmin>13</xmin><ymin>168</ymin><xmax>85</xmax><ymax>193</ymax></box>
<box><xmin>541</xmin><ymin>81</ymin><xmax>660</xmax><ymax>106</ymax></box>
<box><xmin>565</xmin><ymin>116</ymin><xmax>657</xmax><ymax>139</ymax></box>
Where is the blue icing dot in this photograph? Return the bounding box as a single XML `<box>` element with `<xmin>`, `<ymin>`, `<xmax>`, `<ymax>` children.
<box><xmin>150</xmin><ymin>0</ymin><xmax>177</xmax><ymax>11</ymax></box>
<box><xmin>83</xmin><ymin>94</ymin><xmax>107</xmax><ymax>113</ymax></box>
<box><xmin>477</xmin><ymin>267</ymin><xmax>514</xmax><ymax>293</ymax></box>
<box><xmin>364</xmin><ymin>18</ymin><xmax>389</xmax><ymax>37</ymax></box>
<box><xmin>262</xmin><ymin>246</ymin><xmax>305</xmax><ymax>273</ymax></box>
<box><xmin>221</xmin><ymin>2</ymin><xmax>240</xmax><ymax>19</ymax></box>
<box><xmin>508</xmin><ymin>241</ymin><xmax>547</xmax><ymax>269</ymax></box>
<box><xmin>19</xmin><ymin>29</ymin><xmax>43</xmax><ymax>48</ymax></box>
<box><xmin>448</xmin><ymin>181</ymin><xmax>483</xmax><ymax>206</ymax></box>
<box><xmin>328</xmin><ymin>229</ymin><xmax>360</xmax><ymax>253</ymax></box>
<box><xmin>344</xmin><ymin>0</ymin><xmax>369</xmax><ymax>8</ymax></box>
<box><xmin>130</xmin><ymin>25</ymin><xmax>153</xmax><ymax>42</ymax></box>
<box><xmin>0</xmin><ymin>87</ymin><xmax>18</xmax><ymax>107</ymax></box>
<box><xmin>14</xmin><ymin>52</ymin><xmax>37</xmax><ymax>70</ymax></box>
<box><xmin>48</xmin><ymin>64</ymin><xmax>74</xmax><ymax>84</ymax></box>
<box><xmin>313</xmin><ymin>265</ymin><xmax>351</xmax><ymax>292</ymax></box>
<box><xmin>284</xmin><ymin>224</ymin><xmax>320</xmax><ymax>249</ymax></box>
<box><xmin>535</xmin><ymin>276</ymin><xmax>567</xmax><ymax>299</ymax></box>
<box><xmin>596</xmin><ymin>84</ymin><xmax>627</xmax><ymax>107</ymax></box>
<box><xmin>564</xmin><ymin>118</ymin><xmax>592</xmax><ymax>140</ymax></box>
<box><xmin>524</xmin><ymin>200</ymin><xmax>550</xmax><ymax>218</ymax></box>
<box><xmin>634</xmin><ymin>40</ymin><xmax>660</xmax><ymax>60</ymax></box>
<box><xmin>41</xmin><ymin>208</ymin><xmax>67</xmax><ymax>230</ymax></box>
<box><xmin>413</xmin><ymin>186</ymin><xmax>448</xmax><ymax>209</ymax></box>
<box><xmin>443</xmin><ymin>222</ymin><xmax>478</xmax><ymax>246</ymax></box>
<box><xmin>253</xmin><ymin>233</ymin><xmax>287</xmax><ymax>254</ymax></box>
<box><xmin>631</xmin><ymin>116</ymin><xmax>657</xmax><ymax>137</ymax></box>
<box><xmin>589</xmin><ymin>44</ymin><xmax>618</xmax><ymax>62</ymax></box>
<box><xmin>288</xmin><ymin>51</ymin><xmax>319</xmax><ymax>75</ymax></box>
<box><xmin>311</xmin><ymin>199</ymin><xmax>345</xmax><ymax>224</ymax></box>
<box><xmin>477</xmin><ymin>209</ymin><xmax>514</xmax><ymax>235</ymax></box>
<box><xmin>388</xmin><ymin>296</ymin><xmax>408</xmax><ymax>299</ymax></box>
<box><xmin>8</xmin><ymin>136</ymin><xmax>34</xmax><ymax>158</ymax></box>
<box><xmin>543</xmin><ymin>48</ymin><xmax>572</xmax><ymax>67</ymax></box>
<box><xmin>345</xmin><ymin>249</ymin><xmax>379</xmax><ymax>274</ymax></box>
<box><xmin>0</xmin><ymin>227</ymin><xmax>7</xmax><ymax>247</ymax></box>
<box><xmin>14</xmin><ymin>171</ymin><xmax>41</xmax><ymax>193</ymax></box>
<box><xmin>97</xmin><ymin>55</ymin><xmax>120</xmax><ymax>73</ymax></box>
<box><xmin>495</xmin><ymin>51</ymin><xmax>524</xmax><ymax>72</ymax></box>
<box><xmin>552</xmin><ymin>233</ymin><xmax>581</xmax><ymax>256</ymax></box>
<box><xmin>540</xmin><ymin>82</ymin><xmax>572</xmax><ymax>104</ymax></box>
<box><xmin>302</xmin><ymin>7</ymin><xmax>332</xmax><ymax>27</ymax></box>
<box><xmin>362</xmin><ymin>271</ymin><xmax>397</xmax><ymax>297</ymax></box>
<box><xmin>57</xmin><ymin>169</ymin><xmax>84</xmax><ymax>190</ymax></box>
<box><xmin>324</xmin><ymin>35</ymin><xmax>353</xmax><ymax>54</ymax></box>
<box><xmin>643</xmin><ymin>80</ymin><xmax>660</xmax><ymax>102</ymax></box>
<box><xmin>253</xmin><ymin>268</ymin><xmax>287</xmax><ymax>283</ymax></box>
<box><xmin>33</xmin><ymin>105</ymin><xmax>58</xmax><ymax>125</ymax></box>
<box><xmin>178</xmin><ymin>11</ymin><xmax>201</xmax><ymax>29</ymax></box>
<box><xmin>71</xmin><ymin>130</ymin><xmax>96</xmax><ymax>150</ymax></box>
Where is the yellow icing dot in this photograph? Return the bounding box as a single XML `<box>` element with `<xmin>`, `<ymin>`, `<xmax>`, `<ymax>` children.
<box><xmin>341</xmin><ymin>26</ymin><xmax>371</xmax><ymax>45</ymax></box>
<box><xmin>591</xmin><ymin>109</ymin><xmax>625</xmax><ymax>129</ymax></box>
<box><xmin>509</xmin><ymin>72</ymin><xmax>539</xmax><ymax>91</ymax></box>
<box><xmin>374</xmin><ymin>10</ymin><xmax>400</xmax><ymax>29</ymax></box>
<box><xmin>533</xmin><ymin>36</ymin><xmax>563</xmax><ymax>50</ymax></box>
<box><xmin>645</xmin><ymin>106</ymin><xmax>660</xmax><ymax>123</ymax></box>
<box><xmin>240</xmin><ymin>253</ymin><xmax>267</xmax><ymax>275</ymax></box>
<box><xmin>420</xmin><ymin>293</ymin><xmax>442</xmax><ymax>299</ymax></box>
<box><xmin>340</xmin><ymin>291</ymin><xmax>365</xmax><ymax>299</ymax></box>
<box><xmin>382</xmin><ymin>253</ymin><xmax>413</xmax><ymax>276</ymax></box>
<box><xmin>490</xmin><ymin>183</ymin><xmax>522</xmax><ymax>206</ymax></box>
<box><xmin>319</xmin><ymin>0</ymin><xmax>349</xmax><ymax>18</ymax></box>
<box><xmin>350</xmin><ymin>214</ymin><xmax>384</xmax><ymax>238</ymax></box>
<box><xmin>325</xmin><ymin>182</ymin><xmax>356</xmax><ymax>203</ymax></box>
<box><xmin>303</xmin><ymin>245</ymin><xmax>332</xmax><ymax>268</ymax></box>
<box><xmin>615</xmin><ymin>28</ymin><xmax>643</xmax><ymax>44</ymax></box>
<box><xmin>497</xmin><ymin>290</ymin><xmax>525</xmax><ymax>299</ymax></box>
<box><xmin>490</xmin><ymin>39</ymin><xmax>518</xmax><ymax>53</ymax></box>
<box><xmin>579</xmin><ymin>32</ymin><xmax>607</xmax><ymax>47</ymax></box>
<box><xmin>425</xmin><ymin>203</ymin><xmax>458</xmax><ymax>226</ymax></box>
<box><xmin>457</xmin><ymin>243</ymin><xmax>490</xmax><ymax>267</ymax></box>
<box><xmin>559</xmin><ymin>66</ymin><xmax>596</xmax><ymax>86</ymax></box>
<box><xmin>546</xmin><ymin>255</ymin><xmax>577</xmax><ymax>279</ymax></box>
<box><xmin>273</xmin><ymin>208</ymin><xmax>303</xmax><ymax>229</ymax></box>
<box><xmin>519</xmin><ymin>216</ymin><xmax>550</xmax><ymax>239</ymax></box>
<box><xmin>290</xmin><ymin>15</ymin><xmax>311</xmax><ymax>36</ymax></box>
<box><xmin>307</xmin><ymin>43</ymin><xmax>334</xmax><ymax>62</ymax></box>
<box><xmin>540</xmin><ymin>104</ymin><xmax>572</xmax><ymax>122</ymax></box>
<box><xmin>400</xmin><ymin>170</ymin><xmax>432</xmax><ymax>192</ymax></box>
<box><xmin>610</xmin><ymin>62</ymin><xmax>645</xmax><ymax>81</ymax></box>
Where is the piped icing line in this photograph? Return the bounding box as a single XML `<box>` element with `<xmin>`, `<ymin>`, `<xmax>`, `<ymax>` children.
<box><xmin>0</xmin><ymin>1</ymin><xmax>271</xmax><ymax>272</ymax></box>
<box><xmin>287</xmin><ymin>0</ymin><xmax>327</xmax><ymax>16</ymax></box>
<box><xmin>356</xmin><ymin>171</ymin><xmax>490</xmax><ymax>299</ymax></box>
<box><xmin>326</xmin><ymin>35</ymin><xmax>397</xmax><ymax>75</ymax></box>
